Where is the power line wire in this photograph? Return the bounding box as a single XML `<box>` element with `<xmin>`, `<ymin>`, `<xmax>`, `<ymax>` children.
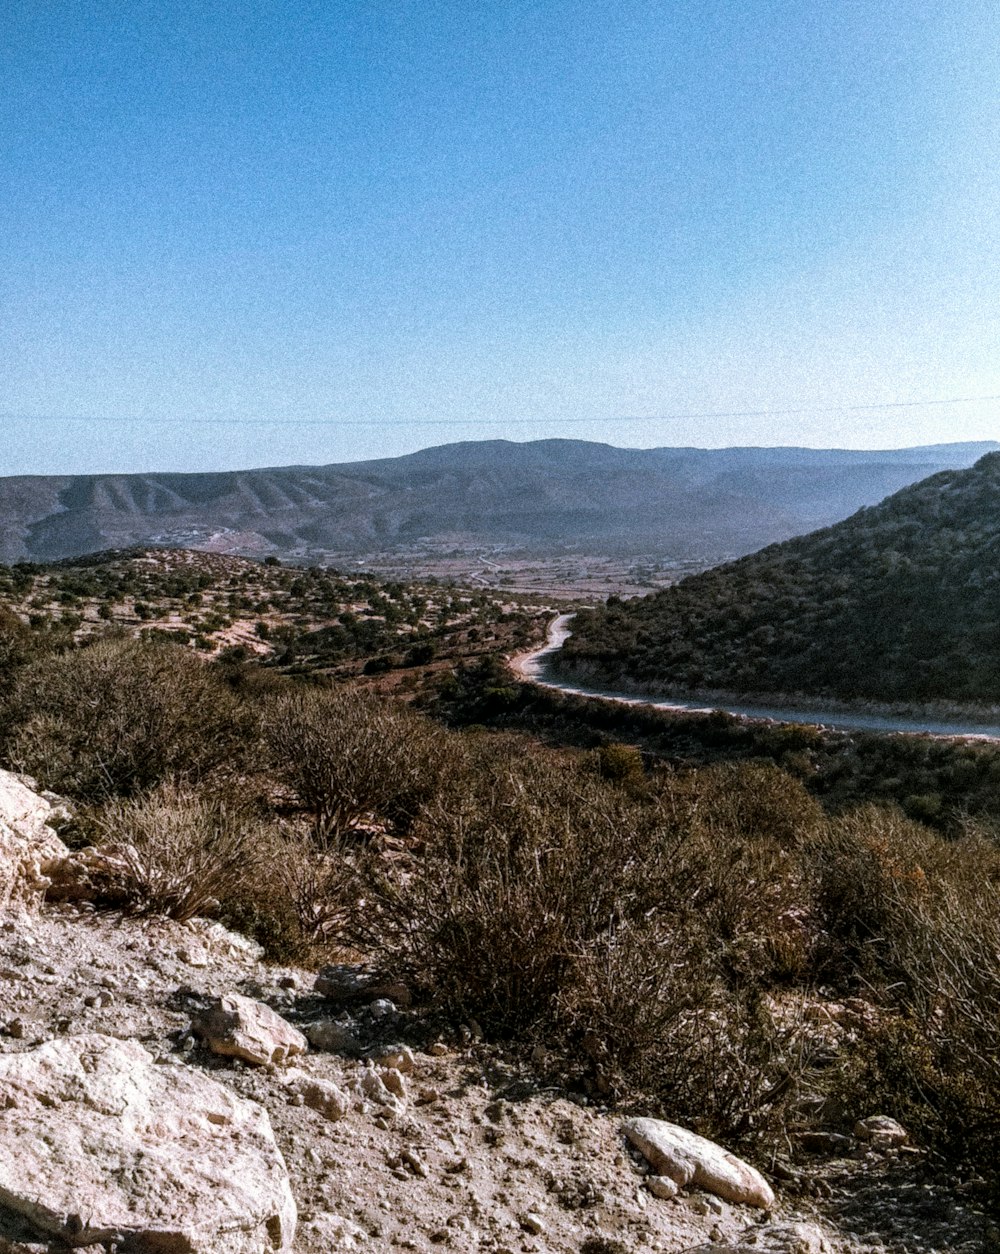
<box><xmin>1</xmin><ymin>392</ymin><xmax>999</xmax><ymax>428</ymax></box>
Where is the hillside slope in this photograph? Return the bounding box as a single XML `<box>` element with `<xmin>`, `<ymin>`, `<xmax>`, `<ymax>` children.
<box><xmin>555</xmin><ymin>451</ymin><xmax>1000</xmax><ymax>704</ymax></box>
<box><xmin>0</xmin><ymin>439</ymin><xmax>995</xmax><ymax>564</ymax></box>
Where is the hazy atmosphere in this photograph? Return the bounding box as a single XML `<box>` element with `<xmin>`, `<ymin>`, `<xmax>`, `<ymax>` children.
<box><xmin>3</xmin><ymin>1</ymin><xmax>998</xmax><ymax>473</ymax></box>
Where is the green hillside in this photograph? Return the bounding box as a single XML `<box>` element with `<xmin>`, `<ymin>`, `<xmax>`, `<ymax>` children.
<box><xmin>555</xmin><ymin>451</ymin><xmax>1000</xmax><ymax>704</ymax></box>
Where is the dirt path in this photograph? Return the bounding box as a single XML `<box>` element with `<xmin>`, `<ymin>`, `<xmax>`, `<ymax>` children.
<box><xmin>512</xmin><ymin>615</ymin><xmax>1000</xmax><ymax>741</ymax></box>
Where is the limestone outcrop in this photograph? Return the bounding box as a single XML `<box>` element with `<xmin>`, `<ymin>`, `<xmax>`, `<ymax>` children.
<box><xmin>0</xmin><ymin>770</ymin><xmax>69</xmax><ymax>906</ymax></box>
<box><xmin>0</xmin><ymin>1032</ymin><xmax>296</xmax><ymax>1251</ymax></box>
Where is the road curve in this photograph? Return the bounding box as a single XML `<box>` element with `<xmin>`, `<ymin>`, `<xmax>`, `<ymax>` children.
<box><xmin>511</xmin><ymin>614</ymin><xmax>1000</xmax><ymax>741</ymax></box>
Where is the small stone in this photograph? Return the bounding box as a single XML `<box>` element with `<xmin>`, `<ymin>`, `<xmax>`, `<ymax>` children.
<box><xmin>191</xmin><ymin>993</ymin><xmax>307</xmax><ymax>1067</ymax></box>
<box><xmin>428</xmin><ymin>1042</ymin><xmax>449</xmax><ymax>1057</ymax></box>
<box><xmin>853</xmin><ymin>1115</ymin><xmax>908</xmax><ymax>1147</ymax></box>
<box><xmin>797</xmin><ymin>1131</ymin><xmax>855</xmax><ymax>1155</ymax></box>
<box><xmin>379</xmin><ymin>1068</ymin><xmax>408</xmax><ymax>1102</ymax></box>
<box><xmin>305</xmin><ymin>1019</ymin><xmax>360</xmax><ymax>1055</ymax></box>
<box><xmin>315</xmin><ymin>965</ymin><xmax>371</xmax><ymax>1001</ymax></box>
<box><xmin>277</xmin><ymin>974</ymin><xmax>299</xmax><ymax>990</ymax></box>
<box><xmin>521</xmin><ymin>1213</ymin><xmax>545</xmax><ymax>1235</ymax></box>
<box><xmin>361</xmin><ymin>1069</ymin><xmax>401</xmax><ymax>1109</ymax></box>
<box><xmin>302</xmin><ymin>1212</ymin><xmax>368</xmax><ymax>1247</ymax></box>
<box><xmin>372</xmin><ymin>1045</ymin><xmax>415</xmax><ymax>1074</ymax></box>
<box><xmin>370</xmin><ymin>980</ymin><xmax>412</xmax><ymax>1008</ymax></box>
<box><xmin>741</xmin><ymin>1221</ymin><xmax>831</xmax><ymax>1253</ymax></box>
<box><xmin>415</xmin><ymin>1086</ymin><xmax>442</xmax><ymax>1106</ymax></box>
<box><xmin>401</xmin><ymin>1149</ymin><xmax>428</xmax><ymax>1178</ymax></box>
<box><xmin>647</xmin><ymin>1175</ymin><xmax>680</xmax><ymax>1200</ymax></box>
<box><xmin>8</xmin><ymin>1018</ymin><xmax>25</xmax><ymax>1040</ymax></box>
<box><xmin>368</xmin><ymin>998</ymin><xmax>395</xmax><ymax>1019</ymax></box>
<box><xmin>285</xmin><ymin>1073</ymin><xmax>351</xmax><ymax>1123</ymax></box>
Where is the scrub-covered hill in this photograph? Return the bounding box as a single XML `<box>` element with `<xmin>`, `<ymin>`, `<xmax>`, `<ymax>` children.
<box><xmin>555</xmin><ymin>451</ymin><xmax>1000</xmax><ymax>705</ymax></box>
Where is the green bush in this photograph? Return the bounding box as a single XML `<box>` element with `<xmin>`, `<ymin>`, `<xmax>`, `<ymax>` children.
<box><xmin>2</xmin><ymin>636</ymin><xmax>252</xmax><ymax>801</ymax></box>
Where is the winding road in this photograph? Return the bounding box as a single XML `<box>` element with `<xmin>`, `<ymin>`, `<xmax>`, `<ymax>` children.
<box><xmin>512</xmin><ymin>613</ymin><xmax>1000</xmax><ymax>741</ymax></box>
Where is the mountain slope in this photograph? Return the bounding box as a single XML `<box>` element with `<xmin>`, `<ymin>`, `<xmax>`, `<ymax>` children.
<box><xmin>0</xmin><ymin>439</ymin><xmax>996</xmax><ymax>564</ymax></box>
<box><xmin>555</xmin><ymin>451</ymin><xmax>1000</xmax><ymax>704</ymax></box>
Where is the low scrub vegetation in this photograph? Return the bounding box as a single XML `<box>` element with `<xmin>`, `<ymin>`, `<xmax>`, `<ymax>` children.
<box><xmin>3</xmin><ymin>599</ymin><xmax>1000</xmax><ymax>1199</ymax></box>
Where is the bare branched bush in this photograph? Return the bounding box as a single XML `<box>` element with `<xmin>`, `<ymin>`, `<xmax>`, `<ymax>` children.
<box><xmin>93</xmin><ymin>783</ymin><xmax>262</xmax><ymax>921</ymax></box>
<box><xmin>273</xmin><ymin>829</ymin><xmax>355</xmax><ymax>944</ymax></box>
<box><xmin>265</xmin><ymin>687</ymin><xmax>455</xmax><ymax>843</ymax></box>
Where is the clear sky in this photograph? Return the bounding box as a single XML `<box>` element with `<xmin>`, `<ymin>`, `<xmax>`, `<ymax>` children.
<box><xmin>2</xmin><ymin>1</ymin><xmax>998</xmax><ymax>474</ymax></box>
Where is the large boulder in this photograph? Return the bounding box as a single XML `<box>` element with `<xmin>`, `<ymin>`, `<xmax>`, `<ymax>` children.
<box><xmin>0</xmin><ymin>771</ymin><xmax>69</xmax><ymax>906</ymax></box>
<box><xmin>192</xmin><ymin>993</ymin><xmax>307</xmax><ymax>1066</ymax></box>
<box><xmin>0</xmin><ymin>1033</ymin><xmax>296</xmax><ymax>1251</ymax></box>
<box><xmin>623</xmin><ymin>1117</ymin><xmax>775</xmax><ymax>1209</ymax></box>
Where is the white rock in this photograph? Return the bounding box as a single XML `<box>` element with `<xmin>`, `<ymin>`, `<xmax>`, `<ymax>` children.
<box><xmin>623</xmin><ymin>1117</ymin><xmax>775</xmax><ymax>1208</ymax></box>
<box><xmin>192</xmin><ymin>993</ymin><xmax>307</xmax><ymax>1066</ymax></box>
<box><xmin>0</xmin><ymin>1033</ymin><xmax>295</xmax><ymax>1252</ymax></box>
<box><xmin>0</xmin><ymin>770</ymin><xmax>69</xmax><ymax>906</ymax></box>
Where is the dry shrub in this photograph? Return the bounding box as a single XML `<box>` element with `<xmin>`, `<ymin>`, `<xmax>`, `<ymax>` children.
<box><xmin>93</xmin><ymin>783</ymin><xmax>263</xmax><ymax>921</ymax></box>
<box><xmin>270</xmin><ymin>829</ymin><xmax>355</xmax><ymax>945</ymax></box>
<box><xmin>349</xmin><ymin>747</ymin><xmax>674</xmax><ymax>1030</ymax></box>
<box><xmin>812</xmin><ymin>809</ymin><xmax>1000</xmax><ymax>1185</ymax></box>
<box><xmin>212</xmin><ymin>821</ymin><xmax>345</xmax><ymax>964</ymax></box>
<box><xmin>265</xmin><ymin>686</ymin><xmax>456</xmax><ymax>844</ymax></box>
<box><xmin>807</xmin><ymin>804</ymin><xmax>944</xmax><ymax>981</ymax></box>
<box><xmin>654</xmin><ymin>763</ymin><xmax>823</xmax><ymax>984</ymax></box>
<box><xmin>349</xmin><ymin>748</ymin><xmax>821</xmax><ymax>1141</ymax></box>
<box><xmin>2</xmin><ymin>636</ymin><xmax>251</xmax><ymax>801</ymax></box>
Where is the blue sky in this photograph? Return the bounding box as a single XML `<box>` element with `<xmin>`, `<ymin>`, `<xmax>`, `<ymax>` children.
<box><xmin>2</xmin><ymin>1</ymin><xmax>998</xmax><ymax>473</ymax></box>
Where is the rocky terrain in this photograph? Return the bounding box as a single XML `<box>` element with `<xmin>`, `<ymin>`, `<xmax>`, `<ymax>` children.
<box><xmin>1</xmin><ymin>771</ymin><xmax>996</xmax><ymax>1253</ymax></box>
<box><xmin>1</xmin><ymin>439</ymin><xmax>995</xmax><ymax>567</ymax></box>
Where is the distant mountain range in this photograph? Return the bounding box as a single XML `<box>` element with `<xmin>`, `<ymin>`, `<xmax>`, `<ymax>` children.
<box><xmin>0</xmin><ymin>438</ymin><xmax>996</xmax><ymax>565</ymax></box>
<box><xmin>555</xmin><ymin>451</ymin><xmax>1000</xmax><ymax>704</ymax></box>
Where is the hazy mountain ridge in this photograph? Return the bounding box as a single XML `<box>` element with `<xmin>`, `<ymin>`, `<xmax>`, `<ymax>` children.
<box><xmin>555</xmin><ymin>450</ymin><xmax>1000</xmax><ymax>704</ymax></box>
<box><xmin>0</xmin><ymin>438</ymin><xmax>996</xmax><ymax>564</ymax></box>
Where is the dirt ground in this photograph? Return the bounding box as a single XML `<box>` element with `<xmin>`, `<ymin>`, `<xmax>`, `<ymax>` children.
<box><xmin>1</xmin><ymin>903</ymin><xmax>995</xmax><ymax>1253</ymax></box>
